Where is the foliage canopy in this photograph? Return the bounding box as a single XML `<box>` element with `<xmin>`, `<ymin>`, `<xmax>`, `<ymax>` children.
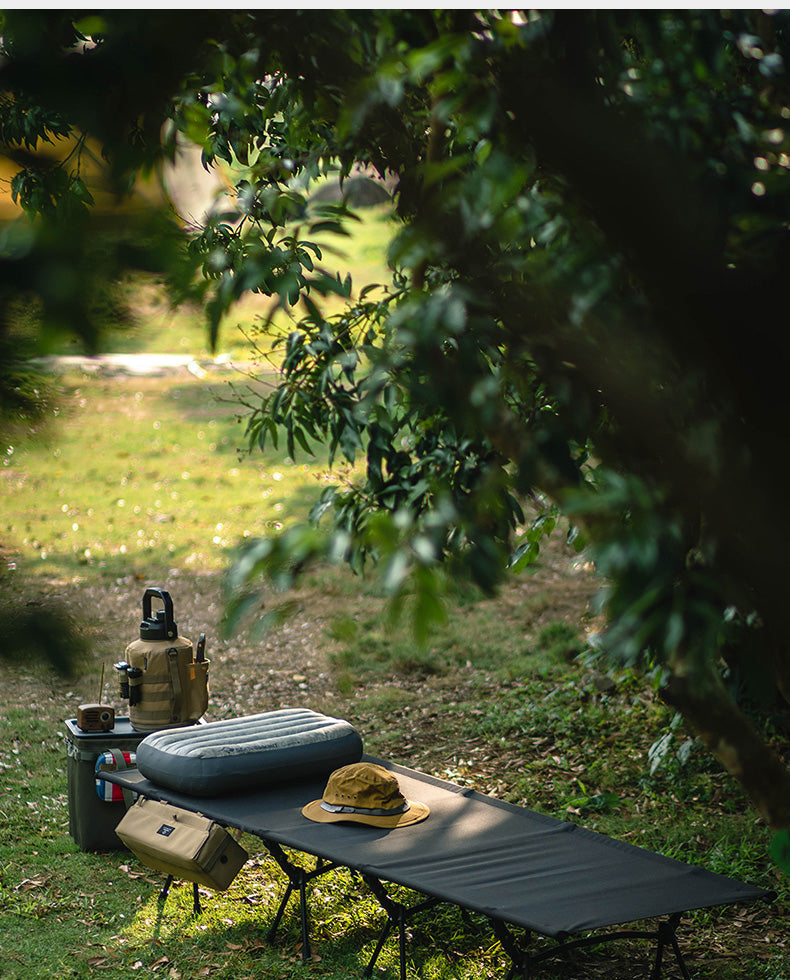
<box><xmin>2</xmin><ymin>10</ymin><xmax>790</xmax><ymax>840</ymax></box>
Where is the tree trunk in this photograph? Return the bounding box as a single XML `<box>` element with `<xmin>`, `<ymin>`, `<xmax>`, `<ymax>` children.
<box><xmin>663</xmin><ymin>667</ymin><xmax>790</xmax><ymax>830</ymax></box>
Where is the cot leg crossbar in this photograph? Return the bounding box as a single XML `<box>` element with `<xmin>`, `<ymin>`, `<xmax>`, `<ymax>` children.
<box><xmin>361</xmin><ymin>874</ymin><xmax>443</xmax><ymax>980</ymax></box>
<box><xmin>490</xmin><ymin>912</ymin><xmax>690</xmax><ymax>980</ymax></box>
<box><xmin>264</xmin><ymin>841</ymin><xmax>340</xmax><ymax>961</ymax></box>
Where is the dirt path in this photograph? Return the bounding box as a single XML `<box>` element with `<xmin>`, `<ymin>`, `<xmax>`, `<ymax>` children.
<box><xmin>29</xmin><ymin>353</ymin><xmax>246</xmax><ymax>378</ymax></box>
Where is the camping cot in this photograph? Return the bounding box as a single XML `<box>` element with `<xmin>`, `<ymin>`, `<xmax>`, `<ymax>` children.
<box><xmin>104</xmin><ymin>756</ymin><xmax>774</xmax><ymax>979</ymax></box>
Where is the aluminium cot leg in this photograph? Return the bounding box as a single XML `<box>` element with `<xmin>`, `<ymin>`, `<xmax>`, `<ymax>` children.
<box><xmin>265</xmin><ymin>856</ymin><xmax>311</xmax><ymax>958</ymax></box>
<box><xmin>489</xmin><ymin>918</ymin><xmax>533</xmax><ymax>980</ymax></box>
<box><xmin>491</xmin><ymin>913</ymin><xmax>690</xmax><ymax>980</ymax></box>
<box><xmin>361</xmin><ymin>874</ymin><xmax>442</xmax><ymax>980</ymax></box>
<box><xmin>364</xmin><ymin>916</ymin><xmax>395</xmax><ymax>980</ymax></box>
<box><xmin>299</xmin><ymin>869</ymin><xmax>309</xmax><ymax>958</ymax></box>
<box><xmin>267</xmin><ymin>877</ymin><xmax>296</xmax><ymax>945</ymax></box>
<box><xmin>159</xmin><ymin>875</ymin><xmax>173</xmax><ymax>902</ymax></box>
<box><xmin>157</xmin><ymin>876</ymin><xmax>201</xmax><ymax>915</ymax></box>
<box><xmin>263</xmin><ymin>841</ymin><xmax>340</xmax><ymax>961</ymax></box>
<box><xmin>361</xmin><ymin>876</ymin><xmax>408</xmax><ymax>980</ymax></box>
<box><xmin>650</xmin><ymin>914</ymin><xmax>689</xmax><ymax>980</ymax></box>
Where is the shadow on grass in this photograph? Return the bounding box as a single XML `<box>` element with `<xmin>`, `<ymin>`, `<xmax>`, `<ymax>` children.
<box><xmin>127</xmin><ymin>868</ymin><xmax>508</xmax><ymax>980</ymax></box>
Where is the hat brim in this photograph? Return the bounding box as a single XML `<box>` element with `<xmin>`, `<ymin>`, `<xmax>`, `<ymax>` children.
<box><xmin>301</xmin><ymin>798</ymin><xmax>430</xmax><ymax>828</ymax></box>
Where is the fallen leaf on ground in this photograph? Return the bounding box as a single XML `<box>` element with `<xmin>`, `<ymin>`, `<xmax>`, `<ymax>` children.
<box><xmin>16</xmin><ymin>875</ymin><xmax>50</xmax><ymax>891</ymax></box>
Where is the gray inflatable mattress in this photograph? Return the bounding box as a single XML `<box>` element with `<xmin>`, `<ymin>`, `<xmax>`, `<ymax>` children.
<box><xmin>135</xmin><ymin>708</ymin><xmax>363</xmax><ymax>796</ymax></box>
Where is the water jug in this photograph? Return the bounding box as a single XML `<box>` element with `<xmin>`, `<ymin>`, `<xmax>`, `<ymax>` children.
<box><xmin>120</xmin><ymin>588</ymin><xmax>209</xmax><ymax>733</ymax></box>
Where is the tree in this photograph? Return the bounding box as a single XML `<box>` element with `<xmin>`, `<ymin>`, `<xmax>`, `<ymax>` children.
<box><xmin>2</xmin><ymin>11</ymin><xmax>790</xmax><ymax>855</ymax></box>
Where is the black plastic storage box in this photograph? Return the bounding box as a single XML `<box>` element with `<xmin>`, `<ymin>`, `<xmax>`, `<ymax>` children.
<box><xmin>65</xmin><ymin>717</ymin><xmax>147</xmax><ymax>851</ymax></box>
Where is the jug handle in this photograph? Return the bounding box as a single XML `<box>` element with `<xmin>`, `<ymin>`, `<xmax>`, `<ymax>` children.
<box><xmin>142</xmin><ymin>588</ymin><xmax>174</xmax><ymax>635</ymax></box>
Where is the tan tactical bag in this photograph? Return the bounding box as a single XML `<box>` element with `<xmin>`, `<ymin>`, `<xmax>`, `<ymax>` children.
<box><xmin>115</xmin><ymin>797</ymin><xmax>247</xmax><ymax>890</ymax></box>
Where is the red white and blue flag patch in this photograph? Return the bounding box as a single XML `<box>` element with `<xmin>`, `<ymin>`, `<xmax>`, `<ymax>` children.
<box><xmin>95</xmin><ymin>750</ymin><xmax>136</xmax><ymax>802</ymax></box>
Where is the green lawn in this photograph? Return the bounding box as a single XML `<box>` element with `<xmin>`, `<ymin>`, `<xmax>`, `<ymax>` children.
<box><xmin>2</xmin><ymin>372</ymin><xmax>335</xmax><ymax>582</ymax></box>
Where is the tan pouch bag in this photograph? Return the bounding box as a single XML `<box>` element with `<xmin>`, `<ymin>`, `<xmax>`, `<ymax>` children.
<box><xmin>127</xmin><ymin>642</ymin><xmax>210</xmax><ymax>733</ymax></box>
<box><xmin>115</xmin><ymin>797</ymin><xmax>247</xmax><ymax>890</ymax></box>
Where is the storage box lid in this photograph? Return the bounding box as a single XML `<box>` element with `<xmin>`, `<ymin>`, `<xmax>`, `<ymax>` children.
<box><xmin>64</xmin><ymin>717</ymin><xmax>146</xmax><ymax>760</ymax></box>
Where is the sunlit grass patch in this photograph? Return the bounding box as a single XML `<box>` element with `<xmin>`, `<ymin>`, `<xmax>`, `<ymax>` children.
<box><xmin>2</xmin><ymin>373</ymin><xmax>336</xmax><ymax>583</ymax></box>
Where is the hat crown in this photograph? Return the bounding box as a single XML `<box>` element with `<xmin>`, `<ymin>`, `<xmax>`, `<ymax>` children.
<box><xmin>301</xmin><ymin>761</ymin><xmax>430</xmax><ymax>827</ymax></box>
<box><xmin>324</xmin><ymin>762</ymin><xmax>406</xmax><ymax>811</ymax></box>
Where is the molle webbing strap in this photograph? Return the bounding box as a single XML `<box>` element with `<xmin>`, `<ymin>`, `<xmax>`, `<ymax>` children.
<box><xmin>109</xmin><ymin>748</ymin><xmax>135</xmax><ymax>808</ymax></box>
<box><xmin>167</xmin><ymin>648</ymin><xmax>182</xmax><ymax>718</ymax></box>
<box><xmin>131</xmin><ymin>650</ymin><xmax>175</xmax><ymax>729</ymax></box>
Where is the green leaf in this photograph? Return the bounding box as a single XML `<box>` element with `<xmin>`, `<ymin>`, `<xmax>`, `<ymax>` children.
<box><xmin>509</xmin><ymin>538</ymin><xmax>539</xmax><ymax>571</ymax></box>
<box><xmin>220</xmin><ymin>589</ymin><xmax>263</xmax><ymax>638</ymax></box>
<box><xmin>382</xmin><ymin>549</ymin><xmax>409</xmax><ymax>594</ymax></box>
<box><xmin>71</xmin><ymin>176</ymin><xmax>94</xmax><ymax>205</ymax></box>
<box><xmin>413</xmin><ymin>587</ymin><xmax>445</xmax><ymax>648</ymax></box>
<box><xmin>648</xmin><ymin>732</ymin><xmax>673</xmax><ymax>775</ymax></box>
<box><xmin>308</xmin><ymin>220</ymin><xmax>350</xmax><ymax>237</ymax></box>
<box><xmin>769</xmin><ymin>830</ymin><xmax>790</xmax><ymax>876</ymax></box>
<box><xmin>250</xmin><ymin>601</ymin><xmax>302</xmax><ymax>641</ymax></box>
<box><xmin>339</xmin><ymin>422</ymin><xmax>363</xmax><ymax>462</ymax></box>
<box><xmin>412</xmin><ymin>535</ymin><xmax>437</xmax><ymax>564</ymax></box>
<box><xmin>73</xmin><ymin>15</ymin><xmax>108</xmax><ymax>37</ymax></box>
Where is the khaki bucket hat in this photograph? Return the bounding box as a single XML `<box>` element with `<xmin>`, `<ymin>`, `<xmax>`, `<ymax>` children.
<box><xmin>302</xmin><ymin>762</ymin><xmax>430</xmax><ymax>828</ymax></box>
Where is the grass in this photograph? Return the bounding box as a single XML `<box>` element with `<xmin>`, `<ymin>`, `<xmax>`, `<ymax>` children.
<box><xmin>1</xmin><ymin>373</ymin><xmax>349</xmax><ymax>583</ymax></box>
<box><xmin>1</xmin><ymin>643</ymin><xmax>786</xmax><ymax>980</ymax></box>
<box><xmin>1</xmin><ymin>201</ymin><xmax>789</xmax><ymax>977</ymax></box>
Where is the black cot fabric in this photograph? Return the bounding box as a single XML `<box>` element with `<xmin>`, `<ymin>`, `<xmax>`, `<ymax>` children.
<box><xmin>106</xmin><ymin>756</ymin><xmax>772</xmax><ymax>939</ymax></box>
